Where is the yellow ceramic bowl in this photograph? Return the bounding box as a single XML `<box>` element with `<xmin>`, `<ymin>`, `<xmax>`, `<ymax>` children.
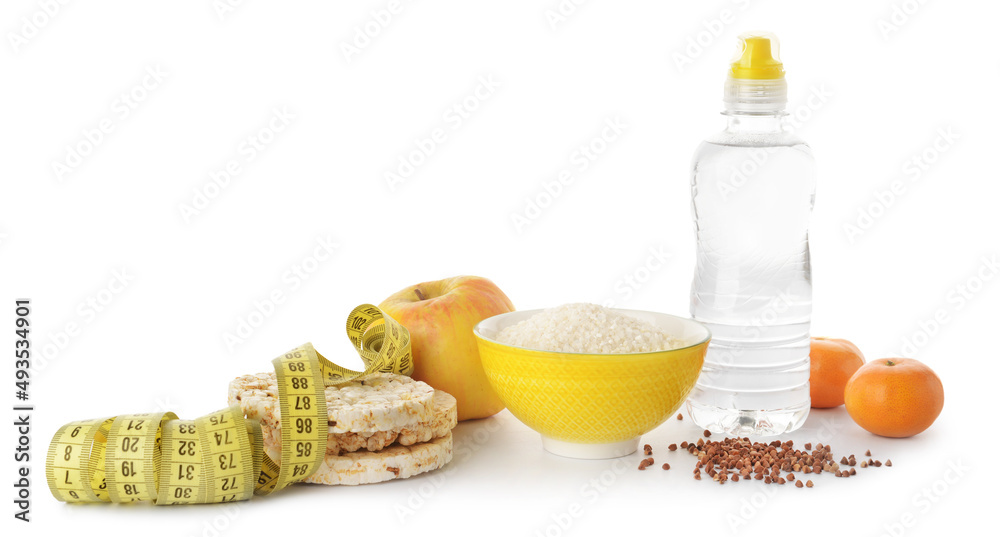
<box><xmin>474</xmin><ymin>309</ymin><xmax>710</xmax><ymax>459</ymax></box>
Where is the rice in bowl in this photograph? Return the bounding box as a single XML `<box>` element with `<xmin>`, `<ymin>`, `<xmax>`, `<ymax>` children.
<box><xmin>495</xmin><ymin>303</ymin><xmax>684</xmax><ymax>354</ymax></box>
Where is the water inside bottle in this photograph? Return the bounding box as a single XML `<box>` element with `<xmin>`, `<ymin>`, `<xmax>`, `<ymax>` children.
<box><xmin>686</xmin><ymin>139</ymin><xmax>815</xmax><ymax>436</ymax></box>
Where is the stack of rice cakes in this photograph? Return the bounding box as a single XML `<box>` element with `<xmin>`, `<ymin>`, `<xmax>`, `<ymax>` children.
<box><xmin>228</xmin><ymin>372</ymin><xmax>456</xmax><ymax>485</ymax></box>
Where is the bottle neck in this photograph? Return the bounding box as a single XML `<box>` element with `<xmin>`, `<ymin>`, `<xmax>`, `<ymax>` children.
<box><xmin>723</xmin><ymin>112</ymin><xmax>784</xmax><ymax>134</ymax></box>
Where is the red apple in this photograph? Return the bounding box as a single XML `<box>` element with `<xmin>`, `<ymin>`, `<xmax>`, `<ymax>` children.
<box><xmin>379</xmin><ymin>276</ymin><xmax>513</xmax><ymax>421</ymax></box>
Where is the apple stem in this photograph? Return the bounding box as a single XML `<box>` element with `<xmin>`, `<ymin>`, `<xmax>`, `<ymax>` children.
<box><xmin>414</xmin><ymin>288</ymin><xmax>426</xmax><ymax>301</ymax></box>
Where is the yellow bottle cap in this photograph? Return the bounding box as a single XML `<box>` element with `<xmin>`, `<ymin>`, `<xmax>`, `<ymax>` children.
<box><xmin>730</xmin><ymin>32</ymin><xmax>784</xmax><ymax>80</ymax></box>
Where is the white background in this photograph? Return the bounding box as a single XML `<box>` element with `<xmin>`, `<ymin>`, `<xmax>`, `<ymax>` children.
<box><xmin>2</xmin><ymin>1</ymin><xmax>997</xmax><ymax>536</ymax></box>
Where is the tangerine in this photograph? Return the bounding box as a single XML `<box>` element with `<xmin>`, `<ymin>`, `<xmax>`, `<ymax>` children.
<box><xmin>809</xmin><ymin>337</ymin><xmax>865</xmax><ymax>408</ymax></box>
<box><xmin>844</xmin><ymin>358</ymin><xmax>944</xmax><ymax>438</ymax></box>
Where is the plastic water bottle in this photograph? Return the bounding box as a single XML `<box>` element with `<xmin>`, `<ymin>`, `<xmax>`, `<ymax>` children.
<box><xmin>685</xmin><ymin>33</ymin><xmax>816</xmax><ymax>436</ymax></box>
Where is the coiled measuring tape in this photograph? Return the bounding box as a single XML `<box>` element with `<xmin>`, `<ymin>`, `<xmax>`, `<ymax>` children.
<box><xmin>46</xmin><ymin>304</ymin><xmax>412</xmax><ymax>504</ymax></box>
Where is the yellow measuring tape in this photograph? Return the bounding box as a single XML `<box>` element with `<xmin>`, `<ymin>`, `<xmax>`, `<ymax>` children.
<box><xmin>46</xmin><ymin>304</ymin><xmax>412</xmax><ymax>505</ymax></box>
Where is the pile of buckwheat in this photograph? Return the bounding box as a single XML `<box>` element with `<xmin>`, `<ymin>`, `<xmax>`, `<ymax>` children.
<box><xmin>638</xmin><ymin>435</ymin><xmax>892</xmax><ymax>488</ymax></box>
